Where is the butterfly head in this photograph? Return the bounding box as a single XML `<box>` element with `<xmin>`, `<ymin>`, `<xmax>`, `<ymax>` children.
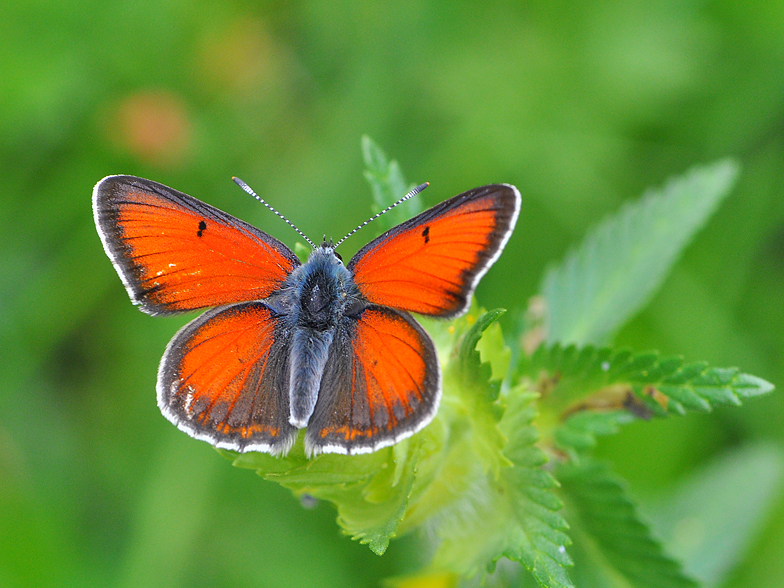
<box><xmin>318</xmin><ymin>238</ymin><xmax>343</xmax><ymax>262</ymax></box>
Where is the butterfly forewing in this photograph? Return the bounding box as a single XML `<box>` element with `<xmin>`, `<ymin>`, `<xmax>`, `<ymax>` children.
<box><xmin>158</xmin><ymin>302</ymin><xmax>297</xmax><ymax>454</ymax></box>
<box><xmin>93</xmin><ymin>175</ymin><xmax>300</xmax><ymax>315</ymax></box>
<box><xmin>305</xmin><ymin>306</ymin><xmax>440</xmax><ymax>455</ymax></box>
<box><xmin>348</xmin><ymin>184</ymin><xmax>520</xmax><ymax>318</ymax></box>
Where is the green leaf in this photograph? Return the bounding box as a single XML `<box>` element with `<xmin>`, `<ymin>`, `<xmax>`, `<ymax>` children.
<box><xmin>293</xmin><ymin>241</ymin><xmax>311</xmax><ymax>262</ymax></box>
<box><xmin>216</xmin><ymin>145</ymin><xmax>768</xmax><ymax>587</ymax></box>
<box><xmin>498</xmin><ymin>391</ymin><xmax>574</xmax><ymax>588</ymax></box>
<box><xmin>427</xmin><ymin>390</ymin><xmax>574</xmax><ymax>588</ymax></box>
<box><xmin>228</xmin><ymin>438</ymin><xmax>419</xmax><ymax>555</ymax></box>
<box><xmin>446</xmin><ymin>308</ymin><xmax>511</xmax><ymax>476</ymax></box>
<box><xmin>362</xmin><ymin>135</ymin><xmax>424</xmax><ymax>232</ymax></box>
<box><xmin>644</xmin><ymin>443</ymin><xmax>784</xmax><ymax>587</ymax></box>
<box><xmin>541</xmin><ymin>159</ymin><xmax>740</xmax><ymax>346</ymax></box>
<box><xmin>558</xmin><ymin>459</ymin><xmax>698</xmax><ymax>588</ymax></box>
<box><xmin>476</xmin><ymin>317</ymin><xmax>513</xmax><ymax>382</ymax></box>
<box><xmin>311</xmin><ymin>440</ymin><xmax>422</xmax><ymax>555</ymax></box>
<box><xmin>457</xmin><ymin>308</ymin><xmax>507</xmax><ymax>388</ymax></box>
<box><xmin>518</xmin><ymin>344</ymin><xmax>773</xmax><ymax>432</ymax></box>
<box><xmin>399</xmin><ymin>311</ymin><xmax>573</xmax><ymax>587</ymax></box>
<box><xmin>553</xmin><ymin>411</ymin><xmax>634</xmax><ymax>461</ymax></box>
<box><xmin>395</xmin><ymin>306</ymin><xmax>511</xmax><ymax>534</ymax></box>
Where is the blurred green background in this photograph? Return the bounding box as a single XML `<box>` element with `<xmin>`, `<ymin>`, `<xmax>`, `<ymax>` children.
<box><xmin>2</xmin><ymin>1</ymin><xmax>784</xmax><ymax>586</ymax></box>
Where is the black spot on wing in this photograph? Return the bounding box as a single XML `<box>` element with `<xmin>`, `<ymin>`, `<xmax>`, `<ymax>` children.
<box><xmin>421</xmin><ymin>225</ymin><xmax>430</xmax><ymax>244</ymax></box>
<box><xmin>197</xmin><ymin>220</ymin><xmax>207</xmax><ymax>237</ymax></box>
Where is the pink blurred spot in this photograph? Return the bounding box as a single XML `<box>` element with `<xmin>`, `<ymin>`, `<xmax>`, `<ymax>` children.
<box><xmin>113</xmin><ymin>91</ymin><xmax>191</xmax><ymax>167</ymax></box>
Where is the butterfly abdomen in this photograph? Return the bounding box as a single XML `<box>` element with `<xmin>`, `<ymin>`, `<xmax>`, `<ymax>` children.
<box><xmin>288</xmin><ymin>329</ymin><xmax>333</xmax><ymax>427</ymax></box>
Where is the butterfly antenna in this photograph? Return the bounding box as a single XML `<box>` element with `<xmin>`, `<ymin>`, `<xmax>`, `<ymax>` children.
<box><xmin>233</xmin><ymin>177</ymin><xmax>316</xmax><ymax>249</ymax></box>
<box><xmin>334</xmin><ymin>182</ymin><xmax>429</xmax><ymax>249</ymax></box>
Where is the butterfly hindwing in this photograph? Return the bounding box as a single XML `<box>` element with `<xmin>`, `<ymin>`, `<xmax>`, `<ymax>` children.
<box><xmin>305</xmin><ymin>305</ymin><xmax>440</xmax><ymax>456</ymax></box>
<box><xmin>158</xmin><ymin>301</ymin><xmax>297</xmax><ymax>454</ymax></box>
<box><xmin>348</xmin><ymin>184</ymin><xmax>521</xmax><ymax>317</ymax></box>
<box><xmin>93</xmin><ymin>175</ymin><xmax>300</xmax><ymax>315</ymax></box>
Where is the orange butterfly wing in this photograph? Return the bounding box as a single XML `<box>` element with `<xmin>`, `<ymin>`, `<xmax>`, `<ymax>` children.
<box><xmin>93</xmin><ymin>175</ymin><xmax>300</xmax><ymax>315</ymax></box>
<box><xmin>158</xmin><ymin>302</ymin><xmax>297</xmax><ymax>454</ymax></box>
<box><xmin>305</xmin><ymin>306</ymin><xmax>439</xmax><ymax>455</ymax></box>
<box><xmin>347</xmin><ymin>184</ymin><xmax>520</xmax><ymax>317</ymax></box>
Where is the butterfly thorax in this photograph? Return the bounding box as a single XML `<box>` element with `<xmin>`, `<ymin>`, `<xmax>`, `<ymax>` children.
<box><xmin>299</xmin><ymin>263</ymin><xmax>342</xmax><ymax>330</ymax></box>
<box><xmin>285</xmin><ymin>246</ymin><xmax>361</xmax><ymax>329</ymax></box>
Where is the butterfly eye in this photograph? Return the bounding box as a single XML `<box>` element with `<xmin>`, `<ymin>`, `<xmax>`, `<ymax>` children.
<box><xmin>334</xmin><ymin>251</ymin><xmax>343</xmax><ymax>262</ymax></box>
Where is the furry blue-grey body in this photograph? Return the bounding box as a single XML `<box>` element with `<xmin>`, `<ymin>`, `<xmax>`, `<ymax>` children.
<box><xmin>266</xmin><ymin>246</ymin><xmax>365</xmax><ymax>428</ymax></box>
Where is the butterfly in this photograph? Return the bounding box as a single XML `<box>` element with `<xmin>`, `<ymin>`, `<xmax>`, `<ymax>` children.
<box><xmin>93</xmin><ymin>175</ymin><xmax>520</xmax><ymax>456</ymax></box>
